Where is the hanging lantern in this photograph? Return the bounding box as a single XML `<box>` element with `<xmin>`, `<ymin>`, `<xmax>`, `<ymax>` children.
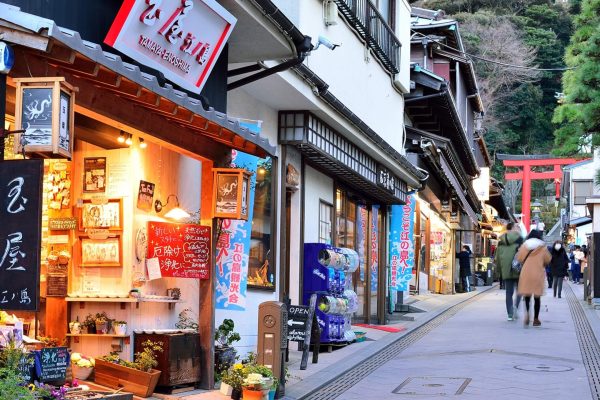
<box><xmin>212</xmin><ymin>168</ymin><xmax>252</xmax><ymax>220</ymax></box>
<box><xmin>13</xmin><ymin>77</ymin><xmax>76</xmax><ymax>159</ymax></box>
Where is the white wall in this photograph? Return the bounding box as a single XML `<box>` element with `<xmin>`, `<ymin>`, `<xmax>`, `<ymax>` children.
<box><xmin>287</xmin><ymin>147</ymin><xmax>303</xmax><ymax>305</ymax></box>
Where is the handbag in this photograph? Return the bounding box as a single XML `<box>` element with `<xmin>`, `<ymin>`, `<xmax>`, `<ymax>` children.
<box><xmin>511</xmin><ymin>249</ymin><xmax>533</xmax><ymax>274</ymax></box>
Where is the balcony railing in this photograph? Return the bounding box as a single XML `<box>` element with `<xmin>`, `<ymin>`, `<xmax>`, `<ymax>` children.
<box><xmin>335</xmin><ymin>0</ymin><xmax>401</xmax><ymax>74</ymax></box>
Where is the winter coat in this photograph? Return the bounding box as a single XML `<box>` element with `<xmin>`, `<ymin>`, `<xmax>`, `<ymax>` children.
<box><xmin>549</xmin><ymin>248</ymin><xmax>569</xmax><ymax>277</ymax></box>
<box><xmin>456</xmin><ymin>250</ymin><xmax>472</xmax><ymax>277</ymax></box>
<box><xmin>496</xmin><ymin>231</ymin><xmax>523</xmax><ymax>280</ymax></box>
<box><xmin>517</xmin><ymin>238</ymin><xmax>552</xmax><ymax>296</ymax></box>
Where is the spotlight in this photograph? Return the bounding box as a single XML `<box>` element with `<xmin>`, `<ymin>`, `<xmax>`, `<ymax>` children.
<box><xmin>125</xmin><ymin>134</ymin><xmax>132</xmax><ymax>146</ymax></box>
<box><xmin>118</xmin><ymin>131</ymin><xmax>125</xmax><ymax>143</ymax></box>
<box><xmin>139</xmin><ymin>138</ymin><xmax>147</xmax><ymax>149</ymax></box>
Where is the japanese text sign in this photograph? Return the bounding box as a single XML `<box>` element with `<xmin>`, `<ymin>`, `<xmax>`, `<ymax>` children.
<box><xmin>105</xmin><ymin>0</ymin><xmax>237</xmax><ymax>93</ymax></box>
<box><xmin>35</xmin><ymin>347</ymin><xmax>69</xmax><ymax>382</ymax></box>
<box><xmin>389</xmin><ymin>195</ymin><xmax>416</xmax><ymax>292</ymax></box>
<box><xmin>0</xmin><ymin>160</ymin><xmax>43</xmax><ymax>311</ymax></box>
<box><xmin>147</xmin><ymin>221</ymin><xmax>211</xmax><ymax>278</ymax></box>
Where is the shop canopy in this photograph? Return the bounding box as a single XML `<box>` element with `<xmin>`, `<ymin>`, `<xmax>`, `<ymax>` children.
<box><xmin>0</xmin><ymin>2</ymin><xmax>276</xmax><ymax>159</ymax></box>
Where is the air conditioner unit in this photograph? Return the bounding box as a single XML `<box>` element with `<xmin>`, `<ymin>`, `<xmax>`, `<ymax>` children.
<box><xmin>324</xmin><ymin>1</ymin><xmax>338</xmax><ymax>26</ymax></box>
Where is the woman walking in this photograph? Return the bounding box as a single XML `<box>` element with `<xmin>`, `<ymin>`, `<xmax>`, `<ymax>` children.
<box><xmin>549</xmin><ymin>241</ymin><xmax>569</xmax><ymax>298</ymax></box>
<box><xmin>516</xmin><ymin>230</ymin><xmax>551</xmax><ymax>327</ymax></box>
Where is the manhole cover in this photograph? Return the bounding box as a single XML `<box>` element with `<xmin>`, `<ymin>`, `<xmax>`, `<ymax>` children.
<box><xmin>514</xmin><ymin>364</ymin><xmax>574</xmax><ymax>372</ymax></box>
<box><xmin>393</xmin><ymin>377</ymin><xmax>471</xmax><ymax>396</ymax></box>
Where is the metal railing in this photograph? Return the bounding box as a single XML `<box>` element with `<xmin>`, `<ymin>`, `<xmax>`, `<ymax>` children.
<box><xmin>335</xmin><ymin>0</ymin><xmax>401</xmax><ymax>74</ymax></box>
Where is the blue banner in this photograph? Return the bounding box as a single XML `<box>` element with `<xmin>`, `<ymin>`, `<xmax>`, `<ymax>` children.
<box><xmin>370</xmin><ymin>205</ymin><xmax>379</xmax><ymax>292</ymax></box>
<box><xmin>215</xmin><ymin>149</ymin><xmax>259</xmax><ymax>311</ymax></box>
<box><xmin>390</xmin><ymin>195</ymin><xmax>416</xmax><ymax>293</ymax></box>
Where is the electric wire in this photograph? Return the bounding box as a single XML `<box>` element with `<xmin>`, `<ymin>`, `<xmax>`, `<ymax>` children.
<box><xmin>411</xmin><ymin>30</ymin><xmax>576</xmax><ymax>72</ymax></box>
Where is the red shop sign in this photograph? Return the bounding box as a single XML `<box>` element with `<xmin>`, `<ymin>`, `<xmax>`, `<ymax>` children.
<box><xmin>147</xmin><ymin>221</ymin><xmax>211</xmax><ymax>279</ymax></box>
<box><xmin>105</xmin><ymin>0</ymin><xmax>236</xmax><ymax>94</ymax></box>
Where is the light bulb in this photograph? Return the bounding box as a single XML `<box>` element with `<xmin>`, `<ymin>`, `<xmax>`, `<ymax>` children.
<box><xmin>125</xmin><ymin>134</ymin><xmax>132</xmax><ymax>146</ymax></box>
<box><xmin>139</xmin><ymin>138</ymin><xmax>147</xmax><ymax>149</ymax></box>
<box><xmin>118</xmin><ymin>131</ymin><xmax>125</xmax><ymax>143</ymax></box>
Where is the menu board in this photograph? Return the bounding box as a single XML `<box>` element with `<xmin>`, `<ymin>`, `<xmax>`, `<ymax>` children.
<box><xmin>147</xmin><ymin>221</ymin><xmax>211</xmax><ymax>279</ymax></box>
<box><xmin>35</xmin><ymin>347</ymin><xmax>70</xmax><ymax>382</ymax></box>
<box><xmin>0</xmin><ymin>160</ymin><xmax>43</xmax><ymax>311</ymax></box>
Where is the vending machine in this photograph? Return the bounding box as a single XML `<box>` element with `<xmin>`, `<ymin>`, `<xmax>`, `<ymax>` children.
<box><xmin>303</xmin><ymin>243</ymin><xmax>359</xmax><ymax>344</ymax></box>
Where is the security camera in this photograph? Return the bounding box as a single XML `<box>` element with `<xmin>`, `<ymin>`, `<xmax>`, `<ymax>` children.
<box><xmin>314</xmin><ymin>35</ymin><xmax>341</xmax><ymax>51</ymax></box>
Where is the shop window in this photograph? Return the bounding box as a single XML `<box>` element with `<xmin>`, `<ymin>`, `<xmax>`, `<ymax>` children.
<box><xmin>574</xmin><ymin>180</ymin><xmax>593</xmax><ymax>205</ymax></box>
<box><xmin>335</xmin><ymin>189</ymin><xmax>356</xmax><ymax>248</ymax></box>
<box><xmin>374</xmin><ymin>0</ymin><xmax>395</xmax><ymax>29</ymax></box>
<box><xmin>248</xmin><ymin>157</ymin><xmax>274</xmax><ymax>289</ymax></box>
<box><xmin>319</xmin><ymin>200</ymin><xmax>333</xmax><ymax>244</ymax></box>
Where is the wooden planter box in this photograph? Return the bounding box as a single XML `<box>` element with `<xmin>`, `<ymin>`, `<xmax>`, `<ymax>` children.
<box><xmin>94</xmin><ymin>359</ymin><xmax>161</xmax><ymax>398</ymax></box>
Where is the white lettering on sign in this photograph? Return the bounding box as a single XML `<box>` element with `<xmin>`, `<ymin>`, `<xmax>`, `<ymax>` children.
<box><xmin>378</xmin><ymin>169</ymin><xmax>395</xmax><ymax>192</ymax></box>
<box><xmin>7</xmin><ymin>177</ymin><xmax>27</xmax><ymax>214</ymax></box>
<box><xmin>0</xmin><ymin>232</ymin><xmax>26</xmax><ymax>271</ymax></box>
<box><xmin>312</xmin><ymin>268</ymin><xmax>326</xmax><ymax>280</ymax></box>
<box><xmin>105</xmin><ymin>0</ymin><xmax>237</xmax><ymax>93</ymax></box>
<box><xmin>0</xmin><ymin>288</ymin><xmax>30</xmax><ymax>304</ymax></box>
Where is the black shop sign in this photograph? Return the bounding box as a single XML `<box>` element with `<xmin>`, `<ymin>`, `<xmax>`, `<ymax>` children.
<box><xmin>0</xmin><ymin>160</ymin><xmax>43</xmax><ymax>311</ymax></box>
<box><xmin>287</xmin><ymin>305</ymin><xmax>311</xmax><ymax>342</ymax></box>
<box><xmin>35</xmin><ymin>347</ymin><xmax>70</xmax><ymax>382</ymax></box>
<box><xmin>376</xmin><ymin>165</ymin><xmax>396</xmax><ymax>194</ymax></box>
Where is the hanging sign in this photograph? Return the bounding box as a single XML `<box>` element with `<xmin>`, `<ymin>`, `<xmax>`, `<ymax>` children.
<box><xmin>147</xmin><ymin>221</ymin><xmax>211</xmax><ymax>278</ymax></box>
<box><xmin>105</xmin><ymin>0</ymin><xmax>237</xmax><ymax>94</ymax></box>
<box><xmin>390</xmin><ymin>195</ymin><xmax>416</xmax><ymax>293</ymax></box>
<box><xmin>0</xmin><ymin>160</ymin><xmax>43</xmax><ymax>311</ymax></box>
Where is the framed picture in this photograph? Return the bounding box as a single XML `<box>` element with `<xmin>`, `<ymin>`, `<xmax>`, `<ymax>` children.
<box><xmin>83</xmin><ymin>157</ymin><xmax>107</xmax><ymax>193</ymax></box>
<box><xmin>212</xmin><ymin>168</ymin><xmax>252</xmax><ymax>220</ymax></box>
<box><xmin>79</xmin><ymin>199</ymin><xmax>122</xmax><ymax>231</ymax></box>
<box><xmin>80</xmin><ymin>236</ymin><xmax>122</xmax><ymax>267</ymax></box>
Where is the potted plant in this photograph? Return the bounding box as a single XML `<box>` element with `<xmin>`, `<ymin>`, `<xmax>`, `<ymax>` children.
<box><xmin>95</xmin><ymin>340</ymin><xmax>163</xmax><ymax>397</ymax></box>
<box><xmin>214</xmin><ymin>319</ymin><xmax>241</xmax><ymax>380</ymax></box>
<box><xmin>82</xmin><ymin>314</ymin><xmax>96</xmax><ymax>334</ymax></box>
<box><xmin>94</xmin><ymin>312</ymin><xmax>109</xmax><ymax>334</ymax></box>
<box><xmin>112</xmin><ymin>320</ymin><xmax>127</xmax><ymax>336</ymax></box>
<box><xmin>221</xmin><ymin>363</ymin><xmax>245</xmax><ymax>400</ymax></box>
<box><xmin>242</xmin><ymin>373</ymin><xmax>271</xmax><ymax>400</ymax></box>
<box><xmin>71</xmin><ymin>352</ymin><xmax>95</xmax><ymax>380</ymax></box>
<box><xmin>69</xmin><ymin>318</ymin><xmax>81</xmax><ymax>335</ymax></box>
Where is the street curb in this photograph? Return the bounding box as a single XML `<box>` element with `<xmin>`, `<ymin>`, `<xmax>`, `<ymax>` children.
<box><xmin>283</xmin><ymin>285</ymin><xmax>497</xmax><ymax>399</ymax></box>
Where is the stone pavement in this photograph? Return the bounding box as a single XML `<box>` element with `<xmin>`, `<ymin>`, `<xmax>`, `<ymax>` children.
<box><xmin>158</xmin><ymin>282</ymin><xmax>600</xmax><ymax>399</ymax></box>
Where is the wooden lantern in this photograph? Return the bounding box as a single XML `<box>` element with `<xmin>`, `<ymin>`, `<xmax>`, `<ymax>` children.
<box><xmin>212</xmin><ymin>168</ymin><xmax>252</xmax><ymax>220</ymax></box>
<box><xmin>13</xmin><ymin>77</ymin><xmax>76</xmax><ymax>159</ymax></box>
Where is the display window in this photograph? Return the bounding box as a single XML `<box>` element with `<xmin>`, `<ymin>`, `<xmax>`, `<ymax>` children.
<box><xmin>429</xmin><ymin>214</ymin><xmax>454</xmax><ymax>294</ymax></box>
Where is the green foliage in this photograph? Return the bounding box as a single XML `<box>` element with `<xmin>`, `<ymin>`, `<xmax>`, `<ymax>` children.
<box><xmin>0</xmin><ymin>367</ymin><xmax>34</xmax><ymax>400</ymax></box>
<box><xmin>101</xmin><ymin>340</ymin><xmax>163</xmax><ymax>372</ymax></box>
<box><xmin>215</xmin><ymin>319</ymin><xmax>241</xmax><ymax>348</ymax></box>
<box><xmin>553</xmin><ymin>0</ymin><xmax>600</xmax><ymax>155</ymax></box>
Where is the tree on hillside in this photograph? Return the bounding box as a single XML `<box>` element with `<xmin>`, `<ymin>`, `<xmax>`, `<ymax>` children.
<box><xmin>553</xmin><ymin>0</ymin><xmax>600</xmax><ymax>156</ymax></box>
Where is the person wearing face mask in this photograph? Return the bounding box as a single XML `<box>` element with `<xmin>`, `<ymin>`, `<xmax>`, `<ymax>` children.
<box><xmin>549</xmin><ymin>241</ymin><xmax>569</xmax><ymax>298</ymax></box>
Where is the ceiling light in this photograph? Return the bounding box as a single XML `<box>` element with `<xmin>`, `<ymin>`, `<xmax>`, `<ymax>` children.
<box><xmin>139</xmin><ymin>138</ymin><xmax>147</xmax><ymax>149</ymax></box>
<box><xmin>125</xmin><ymin>134</ymin><xmax>132</xmax><ymax>146</ymax></box>
<box><xmin>118</xmin><ymin>131</ymin><xmax>126</xmax><ymax>143</ymax></box>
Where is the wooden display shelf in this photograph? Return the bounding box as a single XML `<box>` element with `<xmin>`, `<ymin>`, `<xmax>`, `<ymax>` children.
<box><xmin>66</xmin><ymin>333</ymin><xmax>129</xmax><ymax>338</ymax></box>
<box><xmin>66</xmin><ymin>296</ymin><xmax>182</xmax><ymax>309</ymax></box>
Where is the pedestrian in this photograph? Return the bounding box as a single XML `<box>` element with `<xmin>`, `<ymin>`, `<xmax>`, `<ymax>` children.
<box><xmin>517</xmin><ymin>229</ymin><xmax>551</xmax><ymax>327</ymax></box>
<box><xmin>549</xmin><ymin>241</ymin><xmax>569</xmax><ymax>298</ymax></box>
<box><xmin>572</xmin><ymin>245</ymin><xmax>584</xmax><ymax>284</ymax></box>
<box><xmin>496</xmin><ymin>223</ymin><xmax>523</xmax><ymax>321</ymax></box>
<box><xmin>567</xmin><ymin>246</ymin><xmax>574</xmax><ymax>281</ymax></box>
<box><xmin>456</xmin><ymin>245</ymin><xmax>472</xmax><ymax>293</ymax></box>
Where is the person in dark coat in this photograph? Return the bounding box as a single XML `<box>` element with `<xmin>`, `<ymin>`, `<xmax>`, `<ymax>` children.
<box><xmin>456</xmin><ymin>245</ymin><xmax>473</xmax><ymax>293</ymax></box>
<box><xmin>549</xmin><ymin>240</ymin><xmax>569</xmax><ymax>298</ymax></box>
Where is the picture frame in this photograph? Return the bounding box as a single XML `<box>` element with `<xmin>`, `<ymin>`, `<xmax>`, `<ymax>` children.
<box><xmin>79</xmin><ymin>236</ymin><xmax>122</xmax><ymax>267</ymax></box>
<box><xmin>212</xmin><ymin>168</ymin><xmax>252</xmax><ymax>220</ymax></box>
<box><xmin>83</xmin><ymin>157</ymin><xmax>107</xmax><ymax>193</ymax></box>
<box><xmin>78</xmin><ymin>198</ymin><xmax>123</xmax><ymax>231</ymax></box>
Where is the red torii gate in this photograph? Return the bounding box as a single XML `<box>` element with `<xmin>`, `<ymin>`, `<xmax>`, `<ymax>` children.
<box><xmin>498</xmin><ymin>154</ymin><xmax>580</xmax><ymax>229</ymax></box>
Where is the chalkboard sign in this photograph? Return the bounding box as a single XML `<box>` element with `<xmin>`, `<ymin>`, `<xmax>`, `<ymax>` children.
<box><xmin>0</xmin><ymin>160</ymin><xmax>43</xmax><ymax>311</ymax></box>
<box><xmin>136</xmin><ymin>180</ymin><xmax>155</xmax><ymax>211</ymax></box>
<box><xmin>18</xmin><ymin>353</ymin><xmax>35</xmax><ymax>383</ymax></box>
<box><xmin>35</xmin><ymin>347</ymin><xmax>70</xmax><ymax>382</ymax></box>
<box><xmin>147</xmin><ymin>221</ymin><xmax>211</xmax><ymax>279</ymax></box>
<box><xmin>287</xmin><ymin>305</ymin><xmax>310</xmax><ymax>342</ymax></box>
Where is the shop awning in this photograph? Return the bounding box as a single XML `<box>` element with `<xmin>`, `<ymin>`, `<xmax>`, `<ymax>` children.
<box><xmin>0</xmin><ymin>3</ymin><xmax>275</xmax><ymax>159</ymax></box>
<box><xmin>569</xmin><ymin>216</ymin><xmax>592</xmax><ymax>227</ymax></box>
<box><xmin>440</xmin><ymin>156</ymin><xmax>478</xmax><ymax>225</ymax></box>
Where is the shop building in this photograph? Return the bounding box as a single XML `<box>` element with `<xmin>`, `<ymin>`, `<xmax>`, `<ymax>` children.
<box><xmin>0</xmin><ymin>0</ymin><xmax>278</xmax><ymax>388</ymax></box>
<box><xmin>404</xmin><ymin>8</ymin><xmax>486</xmax><ymax>294</ymax></box>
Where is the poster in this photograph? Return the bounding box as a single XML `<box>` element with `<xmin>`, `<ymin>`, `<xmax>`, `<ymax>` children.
<box><xmin>136</xmin><ymin>180</ymin><xmax>155</xmax><ymax>211</ymax></box>
<box><xmin>370</xmin><ymin>205</ymin><xmax>379</xmax><ymax>292</ymax></box>
<box><xmin>357</xmin><ymin>205</ymin><xmax>368</xmax><ymax>282</ymax></box>
<box><xmin>390</xmin><ymin>195</ymin><xmax>416</xmax><ymax>293</ymax></box>
<box><xmin>215</xmin><ymin>150</ymin><xmax>258</xmax><ymax>311</ymax></box>
<box><xmin>83</xmin><ymin>157</ymin><xmax>106</xmax><ymax>193</ymax></box>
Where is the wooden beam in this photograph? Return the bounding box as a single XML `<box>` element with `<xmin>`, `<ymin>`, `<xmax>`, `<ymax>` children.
<box><xmin>502</xmin><ymin>158</ymin><xmax>581</xmax><ymax>167</ymax></box>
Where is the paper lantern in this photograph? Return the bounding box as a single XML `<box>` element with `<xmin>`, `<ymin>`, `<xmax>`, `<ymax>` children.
<box><xmin>13</xmin><ymin>77</ymin><xmax>76</xmax><ymax>159</ymax></box>
<box><xmin>212</xmin><ymin>168</ymin><xmax>252</xmax><ymax>220</ymax></box>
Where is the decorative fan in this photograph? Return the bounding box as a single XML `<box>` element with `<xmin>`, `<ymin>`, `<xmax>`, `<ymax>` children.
<box><xmin>135</xmin><ymin>227</ymin><xmax>147</xmax><ymax>264</ymax></box>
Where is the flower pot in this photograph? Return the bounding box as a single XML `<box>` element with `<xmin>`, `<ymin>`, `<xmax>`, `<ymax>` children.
<box><xmin>242</xmin><ymin>388</ymin><xmax>269</xmax><ymax>400</ymax></box>
<box><xmin>69</xmin><ymin>322</ymin><xmax>81</xmax><ymax>334</ymax></box>
<box><xmin>231</xmin><ymin>388</ymin><xmax>242</xmax><ymax>400</ymax></box>
<box><xmin>215</xmin><ymin>346</ymin><xmax>237</xmax><ymax>374</ymax></box>
<box><xmin>72</xmin><ymin>365</ymin><xmax>93</xmax><ymax>380</ymax></box>
<box><xmin>95</xmin><ymin>359</ymin><xmax>161</xmax><ymax>398</ymax></box>
<box><xmin>95</xmin><ymin>321</ymin><xmax>108</xmax><ymax>334</ymax></box>
<box><xmin>220</xmin><ymin>382</ymin><xmax>233</xmax><ymax>396</ymax></box>
<box><xmin>113</xmin><ymin>323</ymin><xmax>127</xmax><ymax>336</ymax></box>
<box><xmin>268</xmin><ymin>389</ymin><xmax>276</xmax><ymax>400</ymax></box>
<box><xmin>84</xmin><ymin>324</ymin><xmax>96</xmax><ymax>334</ymax></box>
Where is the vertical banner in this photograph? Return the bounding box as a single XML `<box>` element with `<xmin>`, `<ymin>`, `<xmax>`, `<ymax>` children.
<box><xmin>357</xmin><ymin>205</ymin><xmax>368</xmax><ymax>282</ymax></box>
<box><xmin>215</xmin><ymin>148</ymin><xmax>258</xmax><ymax>311</ymax></box>
<box><xmin>370</xmin><ymin>205</ymin><xmax>379</xmax><ymax>292</ymax></box>
<box><xmin>0</xmin><ymin>160</ymin><xmax>43</xmax><ymax>311</ymax></box>
<box><xmin>390</xmin><ymin>195</ymin><xmax>416</xmax><ymax>293</ymax></box>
